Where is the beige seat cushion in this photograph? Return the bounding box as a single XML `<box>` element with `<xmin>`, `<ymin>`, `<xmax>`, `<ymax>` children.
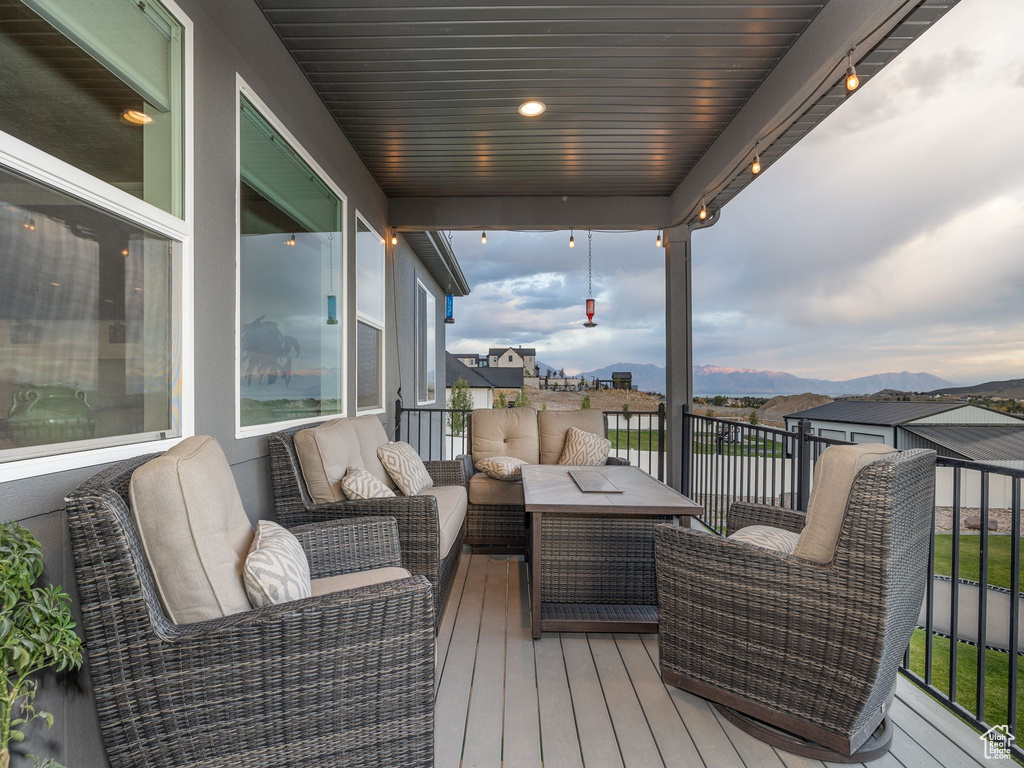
<box><xmin>794</xmin><ymin>443</ymin><xmax>897</xmax><ymax>563</ymax></box>
<box><xmin>538</xmin><ymin>409</ymin><xmax>606</xmax><ymax>464</ymax></box>
<box><xmin>418</xmin><ymin>485</ymin><xmax>468</xmax><ymax>557</ymax></box>
<box><xmin>294</xmin><ymin>418</ymin><xmax>364</xmax><ymax>504</ymax></box>
<box><xmin>728</xmin><ymin>525</ymin><xmax>799</xmax><ymax>554</ymax></box>
<box><xmin>469</xmin><ymin>473</ymin><xmax>525</xmax><ymax>506</ymax></box>
<box><xmin>471</xmin><ymin>408</ymin><xmax>540</xmax><ymax>464</ymax></box>
<box><xmin>311</xmin><ymin>567</ymin><xmax>411</xmax><ymax>595</ymax></box>
<box><xmin>350</xmin><ymin>414</ymin><xmax>398</xmax><ymax>491</ymax></box>
<box><xmin>128</xmin><ymin>436</ymin><xmax>254</xmax><ymax>624</ymax></box>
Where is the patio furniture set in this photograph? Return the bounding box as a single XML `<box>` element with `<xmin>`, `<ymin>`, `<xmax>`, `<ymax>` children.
<box><xmin>63</xmin><ymin>407</ymin><xmax>934</xmax><ymax>767</ymax></box>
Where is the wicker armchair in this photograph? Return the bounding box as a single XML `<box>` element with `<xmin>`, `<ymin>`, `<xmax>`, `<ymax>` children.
<box><xmin>269</xmin><ymin>423</ymin><xmax>468</xmax><ymax>627</ymax></box>
<box><xmin>65</xmin><ymin>455</ymin><xmax>435</xmax><ymax>768</ymax></box>
<box><xmin>655</xmin><ymin>448</ymin><xmax>935</xmax><ymax>758</ymax></box>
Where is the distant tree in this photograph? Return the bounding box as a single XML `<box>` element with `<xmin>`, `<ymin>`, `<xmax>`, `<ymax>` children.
<box><xmin>541</xmin><ymin>403</ymin><xmax>547</xmax><ymax>411</ymax></box>
<box><xmin>622</xmin><ymin>402</ymin><xmax>632</xmax><ymax>422</ymax></box>
<box><xmin>559</xmin><ymin>367</ymin><xmax>566</xmax><ymax>379</ymax></box>
<box><xmin>748</xmin><ymin>410</ymin><xmax>759</xmax><ymax>425</ymax></box>
<box><xmin>498</xmin><ymin>392</ymin><xmax>507</xmax><ymax>408</ymax></box>
<box><xmin>581</xmin><ymin>394</ymin><xmax>591</xmax><ymax>410</ymax></box>
<box><xmin>712</xmin><ymin>395</ymin><xmax>726</xmax><ymax>407</ymax></box>
<box><xmin>515</xmin><ymin>385</ymin><xmax>530</xmax><ymax>408</ymax></box>
<box><xmin>447</xmin><ymin>377</ymin><xmax>472</xmax><ymax>435</ymax></box>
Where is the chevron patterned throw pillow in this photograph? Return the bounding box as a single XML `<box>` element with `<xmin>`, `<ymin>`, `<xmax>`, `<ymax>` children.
<box><xmin>557</xmin><ymin>426</ymin><xmax>611</xmax><ymax>466</ymax></box>
<box><xmin>377</xmin><ymin>441</ymin><xmax>434</xmax><ymax>496</ymax></box>
<box><xmin>341</xmin><ymin>467</ymin><xmax>396</xmax><ymax>500</ymax></box>
<box><xmin>475</xmin><ymin>455</ymin><xmax>527</xmax><ymax>481</ymax></box>
<box><xmin>243</xmin><ymin>520</ymin><xmax>312</xmax><ymax>608</ymax></box>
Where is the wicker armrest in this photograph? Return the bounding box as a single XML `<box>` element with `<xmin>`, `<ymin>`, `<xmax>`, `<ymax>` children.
<box><xmin>424</xmin><ymin>455</ymin><xmax>472</xmax><ymax>487</ymax></box>
<box><xmin>292</xmin><ymin>516</ymin><xmax>402</xmax><ymax>579</ymax></box>
<box><xmin>727</xmin><ymin>501</ymin><xmax>807</xmax><ymax>537</ymax></box>
<box><xmin>303</xmin><ymin>496</ymin><xmax>440</xmax><ymax>584</ymax></box>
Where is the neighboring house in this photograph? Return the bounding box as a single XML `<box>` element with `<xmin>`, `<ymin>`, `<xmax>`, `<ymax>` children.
<box><xmin>489</xmin><ymin>346</ymin><xmax>536</xmax><ymax>372</ymax></box>
<box><xmin>445</xmin><ymin>353</ymin><xmax>493</xmax><ymax>410</ymax></box>
<box><xmin>445</xmin><ymin>353</ymin><xmax>525</xmax><ymax>409</ymax></box>
<box><xmin>612</xmin><ymin>371</ymin><xmax>633</xmax><ymax>390</ymax></box>
<box><xmin>453</xmin><ymin>353</ymin><xmax>487</xmax><ymax>369</ymax></box>
<box><xmin>785</xmin><ymin>401</ymin><xmax>1024</xmax><ymax>469</ymax></box>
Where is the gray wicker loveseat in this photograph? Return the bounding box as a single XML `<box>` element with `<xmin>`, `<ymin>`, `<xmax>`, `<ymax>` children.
<box><xmin>269</xmin><ymin>414</ymin><xmax>467</xmax><ymax>628</ymax></box>
<box><xmin>65</xmin><ymin>439</ymin><xmax>435</xmax><ymax>768</ymax></box>
<box><xmin>463</xmin><ymin>407</ymin><xmax>630</xmax><ymax>547</ymax></box>
<box><xmin>655</xmin><ymin>446</ymin><xmax>935</xmax><ymax>759</ymax></box>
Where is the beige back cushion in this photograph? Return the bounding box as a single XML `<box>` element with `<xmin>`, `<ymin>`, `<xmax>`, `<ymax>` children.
<box><xmin>471</xmin><ymin>408</ymin><xmax>540</xmax><ymax>463</ymax></box>
<box><xmin>794</xmin><ymin>443</ymin><xmax>897</xmax><ymax>563</ymax></box>
<box><xmin>538</xmin><ymin>409</ymin><xmax>605</xmax><ymax>464</ymax></box>
<box><xmin>350</xmin><ymin>414</ymin><xmax>397</xmax><ymax>490</ymax></box>
<box><xmin>128</xmin><ymin>436</ymin><xmax>254</xmax><ymax>624</ymax></box>
<box><xmin>294</xmin><ymin>418</ymin><xmax>365</xmax><ymax>504</ymax></box>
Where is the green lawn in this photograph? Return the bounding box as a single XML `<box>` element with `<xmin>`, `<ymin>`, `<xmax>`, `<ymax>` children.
<box><xmin>908</xmin><ymin>629</ymin><xmax>1023</xmax><ymax>734</ymax></box>
<box><xmin>932</xmin><ymin>534</ymin><xmax>1022</xmax><ymax>591</ymax></box>
<box><xmin>690</xmin><ymin>437</ymin><xmax>785</xmax><ymax>458</ymax></box>
<box><xmin>607</xmin><ymin>429</ymin><xmax>661</xmax><ymax>451</ymax></box>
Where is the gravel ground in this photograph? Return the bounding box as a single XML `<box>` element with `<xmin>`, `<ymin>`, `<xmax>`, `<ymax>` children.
<box><xmin>934</xmin><ymin>506</ymin><xmax>1021</xmax><ymax>535</ymax></box>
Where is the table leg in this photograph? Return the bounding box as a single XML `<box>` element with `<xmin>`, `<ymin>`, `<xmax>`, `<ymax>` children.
<box><xmin>531</xmin><ymin>511</ymin><xmax>542</xmax><ymax>639</ymax></box>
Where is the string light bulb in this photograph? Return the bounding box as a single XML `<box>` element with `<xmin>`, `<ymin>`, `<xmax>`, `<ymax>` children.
<box><xmin>845</xmin><ymin>50</ymin><xmax>859</xmax><ymax>92</ymax></box>
<box><xmin>656</xmin><ymin>230</ymin><xmax>662</xmax><ymax>248</ymax></box>
<box><xmin>569</xmin><ymin>229</ymin><xmax>575</xmax><ymax>248</ymax></box>
<box><xmin>285</xmin><ymin>233</ymin><xmax>296</xmax><ymax>247</ymax></box>
<box><xmin>391</xmin><ymin>232</ymin><xmax>398</xmax><ymax>246</ymax></box>
<box><xmin>698</xmin><ymin>197</ymin><xmax>707</xmax><ymax>221</ymax></box>
<box><xmin>481</xmin><ymin>230</ymin><xmax>487</xmax><ymax>244</ymax></box>
<box><xmin>751</xmin><ymin>141</ymin><xmax>761</xmax><ymax>175</ymax></box>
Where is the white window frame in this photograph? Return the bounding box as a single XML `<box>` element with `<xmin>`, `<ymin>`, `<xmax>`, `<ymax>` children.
<box><xmin>234</xmin><ymin>75</ymin><xmax>348</xmax><ymax>439</ymax></box>
<box><xmin>0</xmin><ymin>0</ymin><xmax>194</xmax><ymax>483</ymax></box>
<box><xmin>354</xmin><ymin>211</ymin><xmax>385</xmax><ymax>415</ymax></box>
<box><xmin>415</xmin><ymin>278</ymin><xmax>436</xmax><ymax>406</ymax></box>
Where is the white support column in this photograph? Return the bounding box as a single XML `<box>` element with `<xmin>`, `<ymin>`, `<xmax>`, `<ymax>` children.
<box><xmin>664</xmin><ymin>225</ymin><xmax>692</xmax><ymax>491</ymax></box>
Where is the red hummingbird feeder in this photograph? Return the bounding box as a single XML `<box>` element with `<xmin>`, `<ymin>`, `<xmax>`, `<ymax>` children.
<box><xmin>583</xmin><ymin>231</ymin><xmax>597</xmax><ymax>327</ymax></box>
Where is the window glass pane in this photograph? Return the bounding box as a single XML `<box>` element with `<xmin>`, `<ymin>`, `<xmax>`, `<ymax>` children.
<box><xmin>239</xmin><ymin>96</ymin><xmax>343</xmax><ymax>429</ymax></box>
<box><xmin>357</xmin><ymin>321</ymin><xmax>381</xmax><ymax>411</ymax></box>
<box><xmin>0</xmin><ymin>0</ymin><xmax>185</xmax><ymax>217</ymax></box>
<box><xmin>0</xmin><ymin>164</ymin><xmax>180</xmax><ymax>462</ymax></box>
<box><xmin>356</xmin><ymin>218</ymin><xmax>384</xmax><ymax>323</ymax></box>
<box><xmin>417</xmin><ymin>284</ymin><xmax>435</xmax><ymax>404</ymax></box>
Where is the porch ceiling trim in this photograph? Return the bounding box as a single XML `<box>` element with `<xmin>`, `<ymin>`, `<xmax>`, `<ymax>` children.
<box><xmin>403</xmin><ymin>230</ymin><xmax>471</xmax><ymax>296</ymax></box>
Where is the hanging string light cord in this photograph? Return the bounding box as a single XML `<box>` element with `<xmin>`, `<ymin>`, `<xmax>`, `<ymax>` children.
<box><xmin>663</xmin><ymin>0</ymin><xmax>921</xmax><ymax>229</ymax></box>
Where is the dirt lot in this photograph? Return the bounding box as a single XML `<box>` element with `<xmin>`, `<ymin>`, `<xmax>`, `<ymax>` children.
<box><xmin>494</xmin><ymin>386</ymin><xmax>664</xmax><ymax>413</ymax></box>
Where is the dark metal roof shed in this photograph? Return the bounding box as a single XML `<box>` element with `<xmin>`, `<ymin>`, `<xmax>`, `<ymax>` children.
<box><xmin>785</xmin><ymin>401</ymin><xmax>962</xmax><ymax>426</ymax></box>
<box><xmin>900</xmin><ymin>425</ymin><xmax>1024</xmax><ymax>463</ymax></box>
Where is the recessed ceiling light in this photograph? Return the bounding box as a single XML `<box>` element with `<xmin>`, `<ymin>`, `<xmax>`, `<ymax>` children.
<box><xmin>518</xmin><ymin>100</ymin><xmax>546</xmax><ymax>117</ymax></box>
<box><xmin>121</xmin><ymin>109</ymin><xmax>153</xmax><ymax>126</ymax></box>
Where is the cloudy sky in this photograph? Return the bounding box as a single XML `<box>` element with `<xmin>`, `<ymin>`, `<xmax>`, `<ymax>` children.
<box><xmin>447</xmin><ymin>0</ymin><xmax>1024</xmax><ymax>384</ymax></box>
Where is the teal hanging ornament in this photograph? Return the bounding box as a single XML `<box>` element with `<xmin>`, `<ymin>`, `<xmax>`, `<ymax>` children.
<box><xmin>326</xmin><ymin>230</ymin><xmax>338</xmax><ymax>325</ymax></box>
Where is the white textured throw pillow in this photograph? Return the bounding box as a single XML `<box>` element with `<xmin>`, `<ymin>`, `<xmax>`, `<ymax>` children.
<box><xmin>377</xmin><ymin>441</ymin><xmax>434</xmax><ymax>496</ymax></box>
<box><xmin>341</xmin><ymin>467</ymin><xmax>397</xmax><ymax>500</ymax></box>
<box><xmin>727</xmin><ymin>525</ymin><xmax>799</xmax><ymax>554</ymax></box>
<box><xmin>243</xmin><ymin>521</ymin><xmax>312</xmax><ymax>608</ymax></box>
<box><xmin>557</xmin><ymin>426</ymin><xmax>611</xmax><ymax>466</ymax></box>
<box><xmin>475</xmin><ymin>455</ymin><xmax>527</xmax><ymax>481</ymax></box>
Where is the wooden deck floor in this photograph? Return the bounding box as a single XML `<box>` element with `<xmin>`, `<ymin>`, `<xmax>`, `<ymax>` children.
<box><xmin>435</xmin><ymin>551</ymin><xmax>990</xmax><ymax>768</ymax></box>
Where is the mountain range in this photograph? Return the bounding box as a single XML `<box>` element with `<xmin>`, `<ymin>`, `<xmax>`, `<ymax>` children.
<box><xmin>931</xmin><ymin>378</ymin><xmax>1024</xmax><ymax>399</ymax></box>
<box><xmin>538</xmin><ymin>362</ymin><xmax>955</xmax><ymax>397</ymax></box>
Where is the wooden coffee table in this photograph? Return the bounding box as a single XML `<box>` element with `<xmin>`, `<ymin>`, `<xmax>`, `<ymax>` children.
<box><xmin>522</xmin><ymin>464</ymin><xmax>701</xmax><ymax>638</ymax></box>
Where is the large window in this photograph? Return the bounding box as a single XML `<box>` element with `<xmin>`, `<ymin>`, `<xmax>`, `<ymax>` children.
<box><xmin>237</xmin><ymin>87</ymin><xmax>345</xmax><ymax>434</ymax></box>
<box><xmin>0</xmin><ymin>0</ymin><xmax>190</xmax><ymax>480</ymax></box>
<box><xmin>1</xmin><ymin>0</ymin><xmax>185</xmax><ymax>217</ymax></box>
<box><xmin>416</xmin><ymin>280</ymin><xmax>436</xmax><ymax>405</ymax></box>
<box><xmin>356</xmin><ymin>215</ymin><xmax>385</xmax><ymax>413</ymax></box>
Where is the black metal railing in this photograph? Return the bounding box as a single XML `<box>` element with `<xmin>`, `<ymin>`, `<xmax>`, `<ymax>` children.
<box><xmin>396</xmin><ymin>400</ymin><xmax>666</xmax><ymax>481</ymax></box>
<box><xmin>681</xmin><ymin>406</ymin><xmax>1024</xmax><ymax>758</ymax></box>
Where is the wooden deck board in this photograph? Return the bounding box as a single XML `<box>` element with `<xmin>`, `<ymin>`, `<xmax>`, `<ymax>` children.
<box><xmin>462</xmin><ymin>556</ymin><xmax>509</xmax><ymax>768</ymax></box>
<box><xmin>432</xmin><ymin>552</ymin><xmax>990</xmax><ymax>768</ymax></box>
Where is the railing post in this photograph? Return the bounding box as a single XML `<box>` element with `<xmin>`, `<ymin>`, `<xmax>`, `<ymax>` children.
<box><xmin>796</xmin><ymin>417</ymin><xmax>812</xmax><ymax>512</ymax></box>
<box><xmin>394</xmin><ymin>397</ymin><xmax>404</xmax><ymax>442</ymax></box>
<box><xmin>674</xmin><ymin>403</ymin><xmax>683</xmax><ymax>491</ymax></box>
